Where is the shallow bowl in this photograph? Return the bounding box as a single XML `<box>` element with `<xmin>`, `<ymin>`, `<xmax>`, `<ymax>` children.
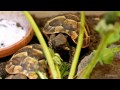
<box><xmin>0</xmin><ymin>11</ymin><xmax>34</xmax><ymax>58</ymax></box>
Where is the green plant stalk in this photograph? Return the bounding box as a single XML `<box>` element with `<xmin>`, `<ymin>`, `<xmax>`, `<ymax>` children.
<box><xmin>36</xmin><ymin>71</ymin><xmax>48</xmax><ymax>79</ymax></box>
<box><xmin>80</xmin><ymin>36</ymin><xmax>109</xmax><ymax>79</ymax></box>
<box><xmin>55</xmin><ymin>64</ymin><xmax>61</xmax><ymax>79</ymax></box>
<box><xmin>23</xmin><ymin>11</ymin><xmax>59</xmax><ymax>79</ymax></box>
<box><xmin>68</xmin><ymin>11</ymin><xmax>85</xmax><ymax>79</ymax></box>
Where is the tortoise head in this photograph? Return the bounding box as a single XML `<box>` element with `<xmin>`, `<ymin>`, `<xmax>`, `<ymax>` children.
<box><xmin>49</xmin><ymin>33</ymin><xmax>70</xmax><ymax>51</ymax></box>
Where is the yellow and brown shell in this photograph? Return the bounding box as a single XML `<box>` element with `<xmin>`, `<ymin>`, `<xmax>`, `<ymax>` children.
<box><xmin>5</xmin><ymin>73</ymin><xmax>28</xmax><ymax>79</ymax></box>
<box><xmin>42</xmin><ymin>13</ymin><xmax>90</xmax><ymax>48</ymax></box>
<box><xmin>5</xmin><ymin>44</ymin><xmax>48</xmax><ymax>79</ymax></box>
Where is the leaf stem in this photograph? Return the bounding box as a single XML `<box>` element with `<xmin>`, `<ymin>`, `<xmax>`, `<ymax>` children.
<box><xmin>55</xmin><ymin>64</ymin><xmax>61</xmax><ymax>79</ymax></box>
<box><xmin>22</xmin><ymin>11</ymin><xmax>59</xmax><ymax>79</ymax></box>
<box><xmin>36</xmin><ymin>71</ymin><xmax>48</xmax><ymax>79</ymax></box>
<box><xmin>80</xmin><ymin>36</ymin><xmax>109</xmax><ymax>79</ymax></box>
<box><xmin>68</xmin><ymin>11</ymin><xmax>85</xmax><ymax>79</ymax></box>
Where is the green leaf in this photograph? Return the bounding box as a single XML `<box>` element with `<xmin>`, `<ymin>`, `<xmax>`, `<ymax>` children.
<box><xmin>53</xmin><ymin>53</ymin><xmax>63</xmax><ymax>65</ymax></box>
<box><xmin>96</xmin><ymin>19</ymin><xmax>120</xmax><ymax>45</ymax></box>
<box><xmin>104</xmin><ymin>11</ymin><xmax>118</xmax><ymax>24</ymax></box>
<box><xmin>48</xmin><ymin>48</ymin><xmax>63</xmax><ymax>65</ymax></box>
<box><xmin>107</xmin><ymin>24</ymin><xmax>120</xmax><ymax>45</ymax></box>
<box><xmin>99</xmin><ymin>48</ymin><xmax>114</xmax><ymax>64</ymax></box>
<box><xmin>59</xmin><ymin>62</ymin><xmax>71</xmax><ymax>78</ymax></box>
<box><xmin>95</xmin><ymin>20</ymin><xmax>107</xmax><ymax>36</ymax></box>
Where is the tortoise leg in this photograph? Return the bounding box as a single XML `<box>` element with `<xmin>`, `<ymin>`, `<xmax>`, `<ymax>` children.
<box><xmin>69</xmin><ymin>46</ymin><xmax>76</xmax><ymax>63</ymax></box>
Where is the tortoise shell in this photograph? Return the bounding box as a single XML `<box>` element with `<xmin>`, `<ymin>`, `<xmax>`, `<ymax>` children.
<box><xmin>42</xmin><ymin>13</ymin><xmax>90</xmax><ymax>48</ymax></box>
<box><xmin>5</xmin><ymin>73</ymin><xmax>28</xmax><ymax>79</ymax></box>
<box><xmin>5</xmin><ymin>44</ymin><xmax>48</xmax><ymax>79</ymax></box>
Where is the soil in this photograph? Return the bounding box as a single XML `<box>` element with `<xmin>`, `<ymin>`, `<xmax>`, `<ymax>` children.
<box><xmin>90</xmin><ymin>54</ymin><xmax>120</xmax><ymax>79</ymax></box>
<box><xmin>0</xmin><ymin>13</ymin><xmax>111</xmax><ymax>79</ymax></box>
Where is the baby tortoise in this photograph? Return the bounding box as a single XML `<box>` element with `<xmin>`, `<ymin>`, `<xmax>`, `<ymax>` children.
<box><xmin>42</xmin><ymin>13</ymin><xmax>90</xmax><ymax>49</ymax></box>
<box><xmin>5</xmin><ymin>44</ymin><xmax>48</xmax><ymax>79</ymax></box>
<box><xmin>42</xmin><ymin>13</ymin><xmax>90</xmax><ymax>62</ymax></box>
